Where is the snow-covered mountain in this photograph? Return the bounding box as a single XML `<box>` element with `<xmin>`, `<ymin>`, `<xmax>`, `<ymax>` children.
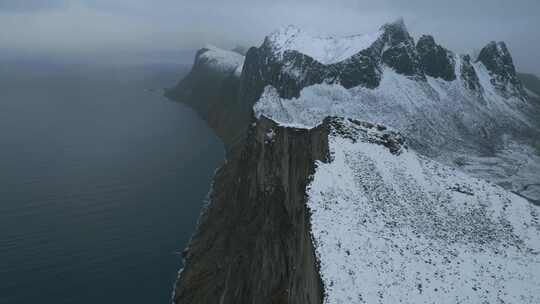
<box><xmin>250</xmin><ymin>19</ymin><xmax>540</xmax><ymax>203</ymax></box>
<box><xmin>169</xmin><ymin>19</ymin><xmax>540</xmax><ymax>304</ymax></box>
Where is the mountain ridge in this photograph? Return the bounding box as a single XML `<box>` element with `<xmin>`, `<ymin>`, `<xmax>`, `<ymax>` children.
<box><xmin>167</xmin><ymin>20</ymin><xmax>540</xmax><ymax>304</ymax></box>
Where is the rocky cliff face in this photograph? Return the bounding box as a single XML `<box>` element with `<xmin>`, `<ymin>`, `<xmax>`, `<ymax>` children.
<box><xmin>477</xmin><ymin>41</ymin><xmax>526</xmax><ymax>99</ymax></box>
<box><xmin>173</xmin><ymin>117</ymin><xmax>328</xmax><ymax>304</ymax></box>
<box><xmin>173</xmin><ymin>115</ymin><xmax>540</xmax><ymax>304</ymax></box>
<box><xmin>459</xmin><ymin>54</ymin><xmax>483</xmax><ymax>94</ymax></box>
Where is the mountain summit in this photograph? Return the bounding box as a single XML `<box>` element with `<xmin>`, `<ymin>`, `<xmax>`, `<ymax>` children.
<box><xmin>477</xmin><ymin>41</ymin><xmax>526</xmax><ymax>98</ymax></box>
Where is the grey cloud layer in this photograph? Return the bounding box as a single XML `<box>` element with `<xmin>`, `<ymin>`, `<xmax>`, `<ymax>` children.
<box><xmin>0</xmin><ymin>0</ymin><xmax>538</xmax><ymax>73</ymax></box>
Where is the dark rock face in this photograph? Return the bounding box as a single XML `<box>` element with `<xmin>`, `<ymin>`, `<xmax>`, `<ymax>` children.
<box><xmin>477</xmin><ymin>41</ymin><xmax>526</xmax><ymax>99</ymax></box>
<box><xmin>460</xmin><ymin>54</ymin><xmax>484</xmax><ymax>94</ymax></box>
<box><xmin>239</xmin><ymin>43</ymin><xmax>327</xmax><ymax>102</ymax></box>
<box><xmin>173</xmin><ymin>117</ymin><xmax>329</xmax><ymax>304</ymax></box>
<box><xmin>239</xmin><ymin>19</ymin><xmax>425</xmax><ymax>104</ymax></box>
<box><xmin>379</xmin><ymin>19</ymin><xmax>424</xmax><ymax>78</ymax></box>
<box><xmin>416</xmin><ymin>35</ymin><xmax>456</xmax><ymax>81</ymax></box>
<box><xmin>326</xmin><ymin>117</ymin><xmax>406</xmax><ymax>155</ymax></box>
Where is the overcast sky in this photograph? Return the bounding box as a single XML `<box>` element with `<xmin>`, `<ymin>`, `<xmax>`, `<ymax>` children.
<box><xmin>0</xmin><ymin>0</ymin><xmax>538</xmax><ymax>73</ymax></box>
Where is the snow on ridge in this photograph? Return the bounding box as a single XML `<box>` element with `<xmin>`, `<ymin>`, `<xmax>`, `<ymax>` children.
<box><xmin>254</xmin><ymin>64</ymin><xmax>531</xmax><ymax>137</ymax></box>
<box><xmin>307</xmin><ymin>118</ymin><xmax>540</xmax><ymax>304</ymax></box>
<box><xmin>253</xmin><ymin>65</ymin><xmax>539</xmax><ymax>202</ymax></box>
<box><xmin>267</xmin><ymin>25</ymin><xmax>382</xmax><ymax>65</ymax></box>
<box><xmin>198</xmin><ymin>45</ymin><xmax>245</xmax><ymax>76</ymax></box>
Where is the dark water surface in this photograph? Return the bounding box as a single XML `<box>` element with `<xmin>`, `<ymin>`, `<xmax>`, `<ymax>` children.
<box><xmin>0</xmin><ymin>62</ymin><xmax>223</xmax><ymax>304</ymax></box>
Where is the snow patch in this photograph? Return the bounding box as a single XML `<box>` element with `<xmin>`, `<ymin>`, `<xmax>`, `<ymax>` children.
<box><xmin>307</xmin><ymin>121</ymin><xmax>540</xmax><ymax>304</ymax></box>
<box><xmin>254</xmin><ymin>66</ymin><xmax>537</xmax><ymax>197</ymax></box>
<box><xmin>198</xmin><ymin>45</ymin><xmax>245</xmax><ymax>75</ymax></box>
<box><xmin>267</xmin><ymin>25</ymin><xmax>382</xmax><ymax>65</ymax></box>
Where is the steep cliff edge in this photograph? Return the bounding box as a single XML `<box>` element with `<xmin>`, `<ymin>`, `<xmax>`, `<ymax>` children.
<box><xmin>173</xmin><ymin>117</ymin><xmax>328</xmax><ymax>304</ymax></box>
<box><xmin>165</xmin><ymin>46</ymin><xmax>249</xmax><ymax>153</ymax></box>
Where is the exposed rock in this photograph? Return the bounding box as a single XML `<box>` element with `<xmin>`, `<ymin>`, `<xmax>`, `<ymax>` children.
<box><xmin>325</xmin><ymin>117</ymin><xmax>405</xmax><ymax>155</ymax></box>
<box><xmin>379</xmin><ymin>19</ymin><xmax>424</xmax><ymax>78</ymax></box>
<box><xmin>477</xmin><ymin>41</ymin><xmax>526</xmax><ymax>99</ymax></box>
<box><xmin>416</xmin><ymin>35</ymin><xmax>456</xmax><ymax>81</ymax></box>
<box><xmin>460</xmin><ymin>54</ymin><xmax>483</xmax><ymax>94</ymax></box>
<box><xmin>240</xmin><ymin>19</ymin><xmax>424</xmax><ymax>103</ymax></box>
<box><xmin>173</xmin><ymin>117</ymin><xmax>329</xmax><ymax>304</ymax></box>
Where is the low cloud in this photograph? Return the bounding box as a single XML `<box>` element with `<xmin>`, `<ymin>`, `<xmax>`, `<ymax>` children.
<box><xmin>0</xmin><ymin>0</ymin><xmax>67</xmax><ymax>12</ymax></box>
<box><xmin>0</xmin><ymin>0</ymin><xmax>538</xmax><ymax>73</ymax></box>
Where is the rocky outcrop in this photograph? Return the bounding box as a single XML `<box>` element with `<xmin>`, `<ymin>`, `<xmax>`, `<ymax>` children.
<box><xmin>379</xmin><ymin>19</ymin><xmax>424</xmax><ymax>78</ymax></box>
<box><xmin>460</xmin><ymin>54</ymin><xmax>483</xmax><ymax>94</ymax></box>
<box><xmin>416</xmin><ymin>35</ymin><xmax>456</xmax><ymax>81</ymax></box>
<box><xmin>173</xmin><ymin>117</ymin><xmax>329</xmax><ymax>304</ymax></box>
<box><xmin>477</xmin><ymin>41</ymin><xmax>526</xmax><ymax>99</ymax></box>
<box><xmin>240</xmin><ymin>19</ymin><xmax>425</xmax><ymax>104</ymax></box>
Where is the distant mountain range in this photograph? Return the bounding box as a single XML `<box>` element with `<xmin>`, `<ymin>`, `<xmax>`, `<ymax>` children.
<box><xmin>167</xmin><ymin>19</ymin><xmax>540</xmax><ymax>304</ymax></box>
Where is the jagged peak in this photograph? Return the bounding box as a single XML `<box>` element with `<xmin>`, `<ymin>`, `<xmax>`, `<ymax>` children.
<box><xmin>477</xmin><ymin>41</ymin><xmax>511</xmax><ymax>63</ymax></box>
<box><xmin>416</xmin><ymin>34</ymin><xmax>456</xmax><ymax>81</ymax></box>
<box><xmin>476</xmin><ymin>40</ymin><xmax>525</xmax><ymax>98</ymax></box>
<box><xmin>380</xmin><ymin>17</ymin><xmax>411</xmax><ymax>41</ymax></box>
<box><xmin>416</xmin><ymin>34</ymin><xmax>454</xmax><ymax>55</ymax></box>
<box><xmin>378</xmin><ymin>18</ymin><xmax>423</xmax><ymax>77</ymax></box>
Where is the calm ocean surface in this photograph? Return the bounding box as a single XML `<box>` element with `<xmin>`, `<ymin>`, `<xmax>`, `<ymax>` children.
<box><xmin>0</xmin><ymin>61</ymin><xmax>224</xmax><ymax>304</ymax></box>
